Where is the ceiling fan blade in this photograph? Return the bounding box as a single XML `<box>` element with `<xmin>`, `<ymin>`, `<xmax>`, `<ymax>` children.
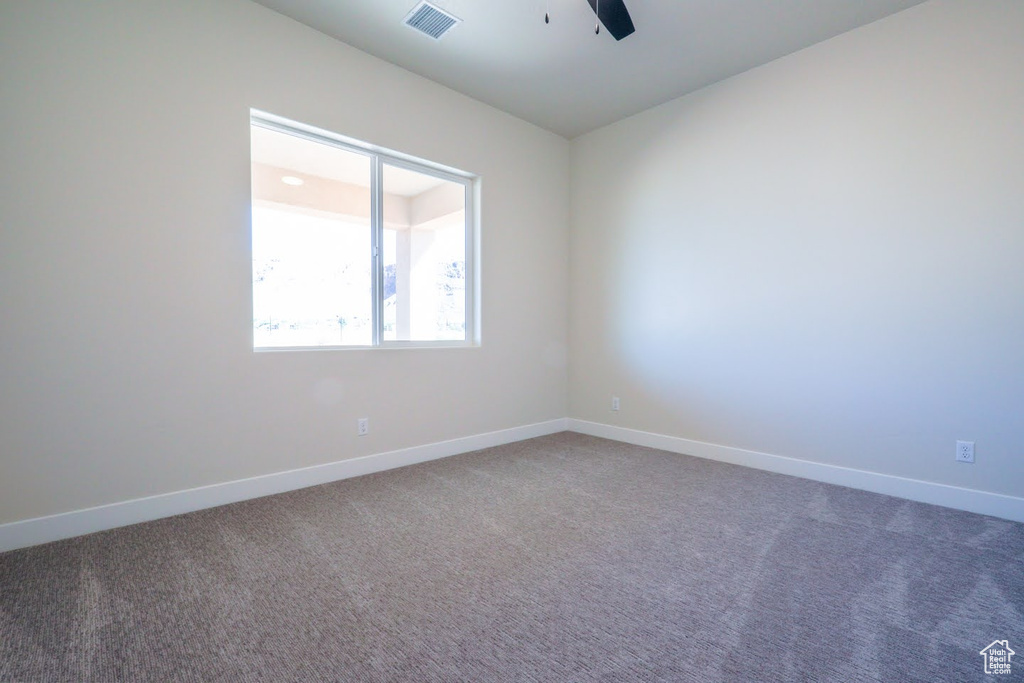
<box><xmin>586</xmin><ymin>0</ymin><xmax>635</xmax><ymax>41</ymax></box>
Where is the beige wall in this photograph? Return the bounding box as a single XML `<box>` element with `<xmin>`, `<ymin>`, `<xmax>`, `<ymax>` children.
<box><xmin>0</xmin><ymin>0</ymin><xmax>570</xmax><ymax>524</ymax></box>
<box><xmin>569</xmin><ymin>1</ymin><xmax>1024</xmax><ymax>496</ymax></box>
<box><xmin>3</xmin><ymin>0</ymin><xmax>1021</xmax><ymax>528</ymax></box>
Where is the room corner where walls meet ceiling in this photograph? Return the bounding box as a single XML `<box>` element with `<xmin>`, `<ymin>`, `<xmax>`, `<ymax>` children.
<box><xmin>251</xmin><ymin>0</ymin><xmax>927</xmax><ymax>137</ymax></box>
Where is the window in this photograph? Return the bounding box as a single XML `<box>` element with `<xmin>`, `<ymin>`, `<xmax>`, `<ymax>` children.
<box><xmin>250</xmin><ymin>112</ymin><xmax>476</xmax><ymax>349</ymax></box>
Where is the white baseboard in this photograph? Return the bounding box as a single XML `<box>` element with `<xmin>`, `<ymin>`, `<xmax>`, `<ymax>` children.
<box><xmin>0</xmin><ymin>418</ymin><xmax>568</xmax><ymax>553</ymax></box>
<box><xmin>568</xmin><ymin>419</ymin><xmax>1024</xmax><ymax>524</ymax></box>
<box><xmin>4</xmin><ymin>416</ymin><xmax>1019</xmax><ymax>553</ymax></box>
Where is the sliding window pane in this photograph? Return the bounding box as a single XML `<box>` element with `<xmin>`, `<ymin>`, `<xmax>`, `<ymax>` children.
<box><xmin>251</xmin><ymin>125</ymin><xmax>372</xmax><ymax>347</ymax></box>
<box><xmin>382</xmin><ymin>163</ymin><xmax>467</xmax><ymax>342</ymax></box>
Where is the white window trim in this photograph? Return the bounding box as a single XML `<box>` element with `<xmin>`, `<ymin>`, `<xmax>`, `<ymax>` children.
<box><xmin>250</xmin><ymin>110</ymin><xmax>479</xmax><ymax>351</ymax></box>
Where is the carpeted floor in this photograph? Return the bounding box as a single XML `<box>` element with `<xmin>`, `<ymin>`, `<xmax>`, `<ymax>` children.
<box><xmin>1</xmin><ymin>432</ymin><xmax>1022</xmax><ymax>682</ymax></box>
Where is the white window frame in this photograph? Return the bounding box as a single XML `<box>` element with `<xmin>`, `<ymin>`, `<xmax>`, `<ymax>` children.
<box><xmin>251</xmin><ymin>110</ymin><xmax>478</xmax><ymax>350</ymax></box>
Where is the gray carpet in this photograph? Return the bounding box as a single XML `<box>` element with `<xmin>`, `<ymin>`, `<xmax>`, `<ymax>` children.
<box><xmin>1</xmin><ymin>433</ymin><xmax>1022</xmax><ymax>682</ymax></box>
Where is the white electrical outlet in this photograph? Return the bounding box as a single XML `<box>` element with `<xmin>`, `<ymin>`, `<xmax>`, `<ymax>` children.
<box><xmin>611</xmin><ymin>396</ymin><xmax>620</xmax><ymax>411</ymax></box>
<box><xmin>357</xmin><ymin>418</ymin><xmax>369</xmax><ymax>436</ymax></box>
<box><xmin>956</xmin><ymin>440</ymin><xmax>974</xmax><ymax>463</ymax></box>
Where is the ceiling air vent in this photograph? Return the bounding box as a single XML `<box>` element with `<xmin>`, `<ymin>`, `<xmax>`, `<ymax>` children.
<box><xmin>404</xmin><ymin>1</ymin><xmax>461</xmax><ymax>40</ymax></box>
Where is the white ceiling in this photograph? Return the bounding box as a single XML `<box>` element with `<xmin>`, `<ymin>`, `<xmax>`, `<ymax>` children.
<box><xmin>252</xmin><ymin>0</ymin><xmax>927</xmax><ymax>139</ymax></box>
